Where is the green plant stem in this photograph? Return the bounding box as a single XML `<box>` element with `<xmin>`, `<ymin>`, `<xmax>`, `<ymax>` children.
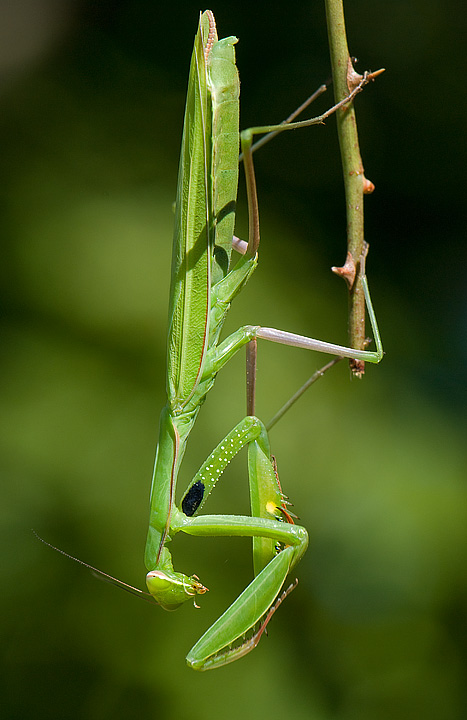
<box><xmin>325</xmin><ymin>0</ymin><xmax>367</xmax><ymax>376</ymax></box>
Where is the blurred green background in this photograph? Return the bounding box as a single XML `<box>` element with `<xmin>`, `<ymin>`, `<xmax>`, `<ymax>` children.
<box><xmin>1</xmin><ymin>1</ymin><xmax>466</xmax><ymax>718</ymax></box>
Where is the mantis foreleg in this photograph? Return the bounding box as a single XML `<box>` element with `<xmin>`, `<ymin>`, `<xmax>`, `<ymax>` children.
<box><xmin>145</xmin><ymin>411</ymin><xmax>307</xmax><ymax>669</ymax></box>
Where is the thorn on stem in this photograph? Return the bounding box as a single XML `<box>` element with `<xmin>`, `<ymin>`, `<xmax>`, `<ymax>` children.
<box><xmin>347</xmin><ymin>57</ymin><xmax>364</xmax><ymax>92</ymax></box>
<box><xmin>331</xmin><ymin>251</ymin><xmax>356</xmax><ymax>290</ymax></box>
<box><xmin>346</xmin><ymin>58</ymin><xmax>386</xmax><ymax>94</ymax></box>
<box><xmin>350</xmin><ymin>359</ymin><xmax>365</xmax><ymax>378</ymax></box>
<box><xmin>366</xmin><ymin>67</ymin><xmax>386</xmax><ymax>82</ymax></box>
<box><xmin>363</xmin><ymin>177</ymin><xmax>375</xmax><ymax>194</ymax></box>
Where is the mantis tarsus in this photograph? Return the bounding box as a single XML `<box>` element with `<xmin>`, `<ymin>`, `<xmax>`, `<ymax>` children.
<box><xmin>143</xmin><ymin>10</ymin><xmax>382</xmax><ymax>670</ymax></box>
<box><xmin>37</xmin><ymin>10</ymin><xmax>382</xmax><ymax>671</ymax></box>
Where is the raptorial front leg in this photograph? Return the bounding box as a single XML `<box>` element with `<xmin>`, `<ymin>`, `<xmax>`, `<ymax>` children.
<box><xmin>145</xmin><ymin>416</ymin><xmax>280</xmax><ymax>610</ymax></box>
<box><xmin>177</xmin><ymin>423</ymin><xmax>307</xmax><ymax>670</ymax></box>
<box><xmin>146</xmin><ymin>410</ymin><xmax>307</xmax><ymax>667</ymax></box>
<box><xmin>181</xmin><ymin>515</ymin><xmax>307</xmax><ymax>670</ymax></box>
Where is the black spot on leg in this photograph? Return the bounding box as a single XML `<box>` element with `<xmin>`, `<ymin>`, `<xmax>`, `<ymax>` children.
<box><xmin>182</xmin><ymin>480</ymin><xmax>205</xmax><ymax>516</ymax></box>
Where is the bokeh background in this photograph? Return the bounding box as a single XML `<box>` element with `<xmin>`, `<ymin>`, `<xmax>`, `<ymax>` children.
<box><xmin>1</xmin><ymin>1</ymin><xmax>466</xmax><ymax>718</ymax></box>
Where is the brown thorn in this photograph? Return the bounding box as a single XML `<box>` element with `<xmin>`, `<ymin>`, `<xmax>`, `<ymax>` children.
<box><xmin>331</xmin><ymin>251</ymin><xmax>356</xmax><ymax>290</ymax></box>
<box><xmin>350</xmin><ymin>360</ymin><xmax>365</xmax><ymax>378</ymax></box>
<box><xmin>347</xmin><ymin>58</ymin><xmax>364</xmax><ymax>92</ymax></box>
<box><xmin>363</xmin><ymin>177</ymin><xmax>375</xmax><ymax>194</ymax></box>
<box><xmin>346</xmin><ymin>58</ymin><xmax>385</xmax><ymax>94</ymax></box>
<box><xmin>366</xmin><ymin>67</ymin><xmax>386</xmax><ymax>81</ymax></box>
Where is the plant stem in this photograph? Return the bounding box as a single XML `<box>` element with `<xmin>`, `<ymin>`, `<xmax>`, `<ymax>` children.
<box><xmin>325</xmin><ymin>0</ymin><xmax>370</xmax><ymax>377</ymax></box>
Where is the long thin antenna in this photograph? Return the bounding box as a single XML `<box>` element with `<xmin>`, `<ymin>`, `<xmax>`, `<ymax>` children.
<box><xmin>32</xmin><ymin>530</ymin><xmax>156</xmax><ymax>603</ymax></box>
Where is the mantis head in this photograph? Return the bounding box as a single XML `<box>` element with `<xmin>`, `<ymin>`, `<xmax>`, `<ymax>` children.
<box><xmin>146</xmin><ymin>547</ymin><xmax>208</xmax><ymax>610</ymax></box>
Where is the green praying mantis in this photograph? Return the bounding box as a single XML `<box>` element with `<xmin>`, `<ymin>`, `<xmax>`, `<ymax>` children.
<box><xmin>143</xmin><ymin>10</ymin><xmax>382</xmax><ymax>670</ymax></box>
<box><xmin>36</xmin><ymin>9</ymin><xmax>383</xmax><ymax>671</ymax></box>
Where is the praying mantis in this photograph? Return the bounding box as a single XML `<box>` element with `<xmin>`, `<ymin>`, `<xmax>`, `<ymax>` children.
<box><xmin>35</xmin><ymin>8</ymin><xmax>383</xmax><ymax>671</ymax></box>
<box><xmin>143</xmin><ymin>10</ymin><xmax>383</xmax><ymax>670</ymax></box>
